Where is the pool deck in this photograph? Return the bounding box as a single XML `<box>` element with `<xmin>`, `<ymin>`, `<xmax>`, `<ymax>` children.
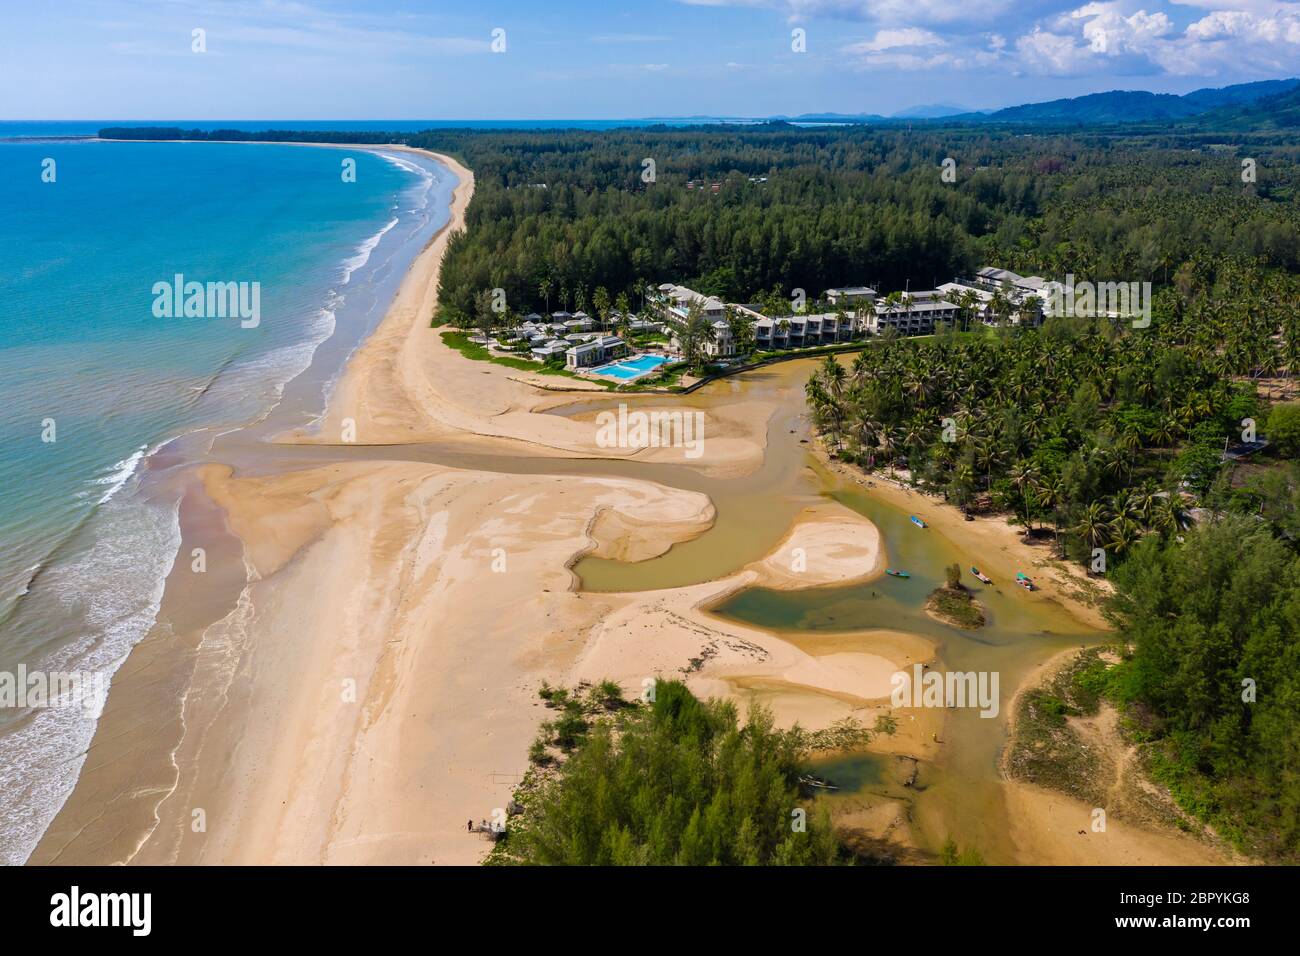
<box><xmin>584</xmin><ymin>353</ymin><xmax>675</xmax><ymax>382</ymax></box>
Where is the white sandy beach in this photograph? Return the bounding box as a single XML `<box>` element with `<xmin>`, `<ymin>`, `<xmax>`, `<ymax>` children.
<box><xmin>30</xmin><ymin>144</ymin><xmax>1225</xmax><ymax>869</ymax></box>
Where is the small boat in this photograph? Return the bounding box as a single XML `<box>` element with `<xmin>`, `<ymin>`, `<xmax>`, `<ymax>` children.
<box><xmin>1015</xmin><ymin>572</ymin><xmax>1036</xmax><ymax>591</ymax></box>
<box><xmin>798</xmin><ymin>773</ymin><xmax>840</xmax><ymax>792</ymax></box>
<box><xmin>971</xmin><ymin>567</ymin><xmax>992</xmax><ymax>584</ymax></box>
<box><xmin>885</xmin><ymin>569</ymin><xmax>910</xmax><ymax>578</ymax></box>
<box><xmin>910</xmin><ymin>515</ymin><xmax>927</xmax><ymax>529</ymax></box>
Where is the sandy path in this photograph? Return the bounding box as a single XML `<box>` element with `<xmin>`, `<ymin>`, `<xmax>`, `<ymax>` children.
<box><xmin>1000</xmin><ymin>648</ymin><xmax>1237</xmax><ymax>866</ymax></box>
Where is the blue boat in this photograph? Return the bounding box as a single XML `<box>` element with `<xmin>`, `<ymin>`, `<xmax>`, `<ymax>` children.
<box><xmin>885</xmin><ymin>569</ymin><xmax>910</xmax><ymax>578</ymax></box>
<box><xmin>910</xmin><ymin>515</ymin><xmax>927</xmax><ymax>529</ymax></box>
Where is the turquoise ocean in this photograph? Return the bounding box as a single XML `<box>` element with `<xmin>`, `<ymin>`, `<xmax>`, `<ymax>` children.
<box><xmin>0</xmin><ymin>127</ymin><xmax>456</xmax><ymax>863</ymax></box>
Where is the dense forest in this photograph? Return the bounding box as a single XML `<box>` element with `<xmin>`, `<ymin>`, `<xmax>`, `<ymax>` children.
<box><xmin>806</xmin><ymin>257</ymin><xmax>1300</xmax><ymax>563</ymax></box>
<box><xmin>419</xmin><ymin>126</ymin><xmax>1300</xmax><ymax>322</ymax></box>
<box><xmin>104</xmin><ymin>123</ymin><xmax>1300</xmax><ymax>322</ymax></box>
<box><xmin>103</xmin><ymin>120</ymin><xmax>1300</xmax><ymax>861</ymax></box>
<box><xmin>491</xmin><ymin>680</ymin><xmax>841</xmax><ymax>866</ymax></box>
<box><xmin>1107</xmin><ymin>519</ymin><xmax>1300</xmax><ymax>860</ymax></box>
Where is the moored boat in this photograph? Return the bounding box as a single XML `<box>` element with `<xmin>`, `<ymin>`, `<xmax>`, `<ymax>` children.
<box><xmin>910</xmin><ymin>515</ymin><xmax>926</xmax><ymax>528</ymax></box>
<box><xmin>885</xmin><ymin>568</ymin><xmax>910</xmax><ymax>578</ymax></box>
<box><xmin>1015</xmin><ymin>572</ymin><xmax>1036</xmax><ymax>591</ymax></box>
<box><xmin>971</xmin><ymin>567</ymin><xmax>992</xmax><ymax>584</ymax></box>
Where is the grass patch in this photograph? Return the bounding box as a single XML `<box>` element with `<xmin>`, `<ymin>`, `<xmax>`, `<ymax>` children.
<box><xmin>925</xmin><ymin>586</ymin><xmax>986</xmax><ymax>629</ymax></box>
<box><xmin>1004</xmin><ymin>647</ymin><xmax>1113</xmax><ymax>803</ymax></box>
<box><xmin>439</xmin><ymin>330</ymin><xmax>616</xmax><ymax>387</ymax></box>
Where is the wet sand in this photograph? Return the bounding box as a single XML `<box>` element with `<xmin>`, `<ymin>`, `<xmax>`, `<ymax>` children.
<box><xmin>31</xmin><ymin>143</ymin><xmax>1224</xmax><ymax>868</ymax></box>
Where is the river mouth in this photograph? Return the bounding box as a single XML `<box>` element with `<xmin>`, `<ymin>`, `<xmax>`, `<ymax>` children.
<box><xmin>548</xmin><ymin>355</ymin><xmax>1104</xmax><ymax>862</ymax></box>
<box><xmin>193</xmin><ymin>348</ymin><xmax>1102</xmax><ymax>863</ymax></box>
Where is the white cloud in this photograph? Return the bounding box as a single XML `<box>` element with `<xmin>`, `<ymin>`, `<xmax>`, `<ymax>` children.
<box><xmin>1074</xmin><ymin>3</ymin><xmax>1173</xmax><ymax>54</ymax></box>
<box><xmin>686</xmin><ymin>0</ymin><xmax>1300</xmax><ymax>80</ymax></box>
<box><xmin>1015</xmin><ymin>27</ymin><xmax>1099</xmax><ymax>74</ymax></box>
<box><xmin>1009</xmin><ymin>2</ymin><xmax>1300</xmax><ymax>77</ymax></box>
<box><xmin>678</xmin><ymin>0</ymin><xmax>1015</xmax><ymax>26</ymax></box>
<box><xmin>845</xmin><ymin>27</ymin><xmax>944</xmax><ymax>53</ymax></box>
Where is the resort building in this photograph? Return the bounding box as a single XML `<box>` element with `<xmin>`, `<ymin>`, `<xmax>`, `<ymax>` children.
<box><xmin>705</xmin><ymin>320</ymin><xmax>734</xmax><ymax>358</ymax></box>
<box><xmin>864</xmin><ymin>296</ymin><xmax>960</xmax><ymax>336</ymax></box>
<box><xmin>531</xmin><ymin>340</ymin><xmax>569</xmax><ymax>361</ymax></box>
<box><xmin>971</xmin><ymin>267</ymin><xmax>1049</xmax><ymax>296</ymax></box>
<box><xmin>654</xmin><ymin>284</ymin><xmax>726</xmax><ymax>323</ymax></box>
<box><xmin>953</xmin><ymin>270</ymin><xmax>1048</xmax><ymax>326</ymax></box>
<box><xmin>742</xmin><ymin>308</ymin><xmax>861</xmax><ymax>349</ymax></box>
<box><xmin>824</xmin><ymin>286</ymin><xmax>876</xmax><ymax>308</ymax></box>
<box><xmin>565</xmin><ymin>335</ymin><xmax>629</xmax><ymax>369</ymax></box>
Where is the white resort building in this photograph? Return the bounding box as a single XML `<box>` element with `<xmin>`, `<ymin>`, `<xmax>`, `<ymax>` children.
<box><xmin>565</xmin><ymin>335</ymin><xmax>629</xmax><ymax>369</ymax></box>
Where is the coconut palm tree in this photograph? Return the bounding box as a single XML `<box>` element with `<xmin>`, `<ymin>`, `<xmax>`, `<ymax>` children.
<box><xmin>1009</xmin><ymin>459</ymin><xmax>1042</xmax><ymax>529</ymax></box>
<box><xmin>1073</xmin><ymin>501</ymin><xmax>1111</xmax><ymax>556</ymax></box>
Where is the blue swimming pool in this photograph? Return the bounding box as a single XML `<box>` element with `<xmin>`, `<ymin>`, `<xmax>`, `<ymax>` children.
<box><xmin>591</xmin><ymin>354</ymin><xmax>672</xmax><ymax>379</ymax></box>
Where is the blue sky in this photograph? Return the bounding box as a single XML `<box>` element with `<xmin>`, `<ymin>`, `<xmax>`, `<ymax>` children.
<box><xmin>2</xmin><ymin>0</ymin><xmax>1299</xmax><ymax>118</ymax></box>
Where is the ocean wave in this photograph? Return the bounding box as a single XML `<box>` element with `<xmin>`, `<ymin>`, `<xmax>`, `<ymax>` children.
<box><xmin>376</xmin><ymin>152</ymin><xmax>437</xmax><ymax>212</ymax></box>
<box><xmin>0</xmin><ymin>144</ymin><xmax>446</xmax><ymax>865</ymax></box>
<box><xmin>340</xmin><ymin>217</ymin><xmax>398</xmax><ymax>285</ymax></box>
<box><xmin>91</xmin><ymin>443</ymin><xmax>149</xmax><ymax>505</ymax></box>
<box><xmin>0</xmin><ymin>492</ymin><xmax>182</xmax><ymax>866</ymax></box>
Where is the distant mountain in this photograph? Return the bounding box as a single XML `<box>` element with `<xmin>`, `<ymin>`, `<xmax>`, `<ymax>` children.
<box><xmin>1181</xmin><ymin>78</ymin><xmax>1300</xmax><ymax>111</ymax></box>
<box><xmin>984</xmin><ymin>78</ymin><xmax>1300</xmax><ymax>125</ymax></box>
<box><xmin>990</xmin><ymin>90</ymin><xmax>1199</xmax><ymax>123</ymax></box>
<box><xmin>892</xmin><ymin>104</ymin><xmax>978</xmax><ymax>119</ymax></box>
<box><xmin>1193</xmin><ymin>83</ymin><xmax>1300</xmax><ymax>130</ymax></box>
<box><xmin>785</xmin><ymin>112</ymin><xmax>887</xmax><ymax>123</ymax></box>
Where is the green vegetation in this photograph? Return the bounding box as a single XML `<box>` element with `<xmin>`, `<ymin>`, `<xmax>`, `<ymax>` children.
<box><xmin>496</xmin><ymin>680</ymin><xmax>841</xmax><ymax>865</ymax></box>
<box><xmin>440</xmin><ymin>329</ymin><xmax>582</xmax><ymax>379</ymax></box>
<box><xmin>1267</xmin><ymin>401</ymin><xmax>1300</xmax><ymax>457</ymax></box>
<box><xmin>1005</xmin><ymin>648</ymin><xmax>1110</xmax><ymax>804</ymax></box>
<box><xmin>926</xmin><ymin>586</ymin><xmax>986</xmax><ymax>630</ymax></box>
<box><xmin>939</xmin><ymin>837</ymin><xmax>986</xmax><ymax>866</ymax></box>
<box><xmin>1105</xmin><ymin>518</ymin><xmax>1300</xmax><ymax>861</ymax></box>
<box><xmin>806</xmin><ymin>255</ymin><xmax>1300</xmax><ymax>569</ymax></box>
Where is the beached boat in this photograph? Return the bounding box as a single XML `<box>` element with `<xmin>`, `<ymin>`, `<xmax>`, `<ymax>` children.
<box><xmin>885</xmin><ymin>568</ymin><xmax>910</xmax><ymax>578</ymax></box>
<box><xmin>910</xmin><ymin>515</ymin><xmax>927</xmax><ymax>528</ymax></box>
<box><xmin>1015</xmin><ymin>572</ymin><xmax>1036</xmax><ymax>591</ymax></box>
<box><xmin>971</xmin><ymin>567</ymin><xmax>992</xmax><ymax>584</ymax></box>
<box><xmin>798</xmin><ymin>773</ymin><xmax>839</xmax><ymax>792</ymax></box>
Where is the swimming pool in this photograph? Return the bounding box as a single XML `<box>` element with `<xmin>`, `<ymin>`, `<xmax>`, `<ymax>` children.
<box><xmin>590</xmin><ymin>354</ymin><xmax>672</xmax><ymax>379</ymax></box>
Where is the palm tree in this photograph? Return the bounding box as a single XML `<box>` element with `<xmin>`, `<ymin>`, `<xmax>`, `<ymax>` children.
<box><xmin>1009</xmin><ymin>460</ymin><xmax>1042</xmax><ymax>529</ymax></box>
<box><xmin>1035</xmin><ymin>475</ymin><xmax>1065</xmax><ymax>554</ymax></box>
<box><xmin>592</xmin><ymin>286</ymin><xmax>611</xmax><ymax>333</ymax></box>
<box><xmin>679</xmin><ymin>300</ymin><xmax>717</xmax><ymax>374</ymax></box>
<box><xmin>1073</xmin><ymin>501</ymin><xmax>1111</xmax><ymax>557</ymax></box>
<box><xmin>1151</xmin><ymin>494</ymin><xmax>1189</xmax><ymax>537</ymax></box>
<box><xmin>1107</xmin><ymin>516</ymin><xmax>1143</xmax><ymax>556</ymax></box>
<box><xmin>538</xmin><ymin>277</ymin><xmax>552</xmax><ymax>315</ymax></box>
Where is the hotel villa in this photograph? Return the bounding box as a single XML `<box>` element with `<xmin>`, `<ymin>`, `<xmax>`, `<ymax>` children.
<box><xmin>479</xmin><ymin>267</ymin><xmax>1046</xmax><ymax>378</ymax></box>
<box><xmin>647</xmin><ymin>267</ymin><xmax>1047</xmax><ymax>359</ymax></box>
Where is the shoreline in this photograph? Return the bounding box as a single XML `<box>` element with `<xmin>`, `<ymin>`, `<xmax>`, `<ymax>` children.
<box><xmin>29</xmin><ymin>143</ymin><xmax>475</xmax><ymax>865</ymax></box>
<box><xmin>817</xmin><ymin>450</ymin><xmax>1113</xmax><ymax>631</ymax></box>
<box><xmin>29</xmin><ymin>139</ymin><xmax>1205</xmax><ymax>868</ymax></box>
<box><xmin>32</xmin><ymin>143</ymin><xmax>867</xmax><ymax>865</ymax></box>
